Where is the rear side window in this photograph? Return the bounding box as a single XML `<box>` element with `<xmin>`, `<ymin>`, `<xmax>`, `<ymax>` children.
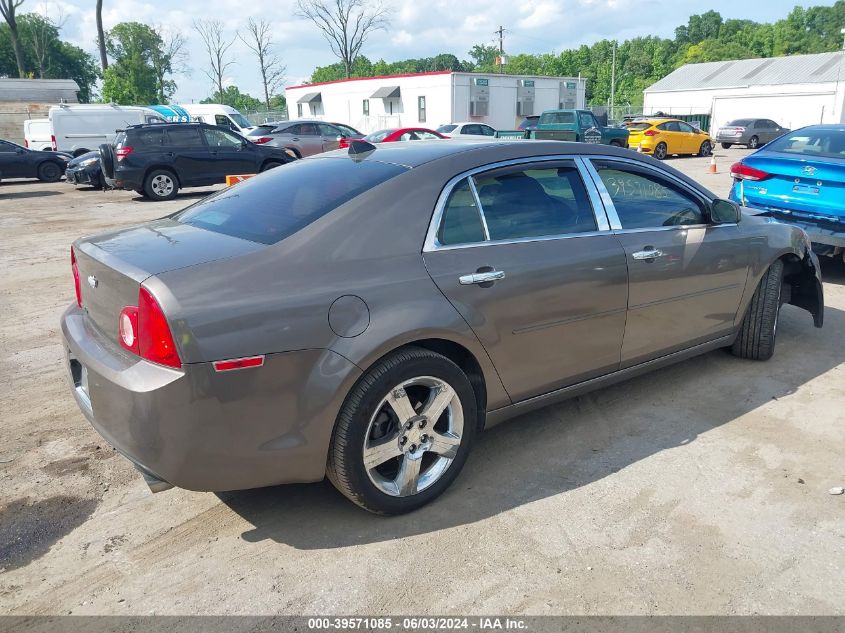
<box><xmin>173</xmin><ymin>159</ymin><xmax>408</xmax><ymax>244</ymax></box>
<box><xmin>166</xmin><ymin>126</ymin><xmax>205</xmax><ymax>146</ymax></box>
<box><xmin>438</xmin><ymin>179</ymin><xmax>485</xmax><ymax>246</ymax></box>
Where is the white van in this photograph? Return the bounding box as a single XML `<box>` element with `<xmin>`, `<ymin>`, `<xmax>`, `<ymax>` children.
<box><xmin>179</xmin><ymin>104</ymin><xmax>255</xmax><ymax>135</ymax></box>
<box><xmin>49</xmin><ymin>104</ymin><xmax>166</xmax><ymax>156</ymax></box>
<box><xmin>23</xmin><ymin>118</ymin><xmax>52</xmax><ymax>150</ymax></box>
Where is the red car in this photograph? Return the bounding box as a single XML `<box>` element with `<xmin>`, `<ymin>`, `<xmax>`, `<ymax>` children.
<box><xmin>363</xmin><ymin>127</ymin><xmax>447</xmax><ymax>143</ymax></box>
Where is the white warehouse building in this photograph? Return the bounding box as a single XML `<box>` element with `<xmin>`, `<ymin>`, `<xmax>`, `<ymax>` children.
<box><xmin>643</xmin><ymin>52</ymin><xmax>845</xmax><ymax>134</ymax></box>
<box><xmin>285</xmin><ymin>71</ymin><xmax>587</xmax><ymax>133</ymax></box>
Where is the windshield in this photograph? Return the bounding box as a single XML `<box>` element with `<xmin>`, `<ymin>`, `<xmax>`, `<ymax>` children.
<box><xmin>173</xmin><ymin>158</ymin><xmax>408</xmax><ymax>244</ymax></box>
<box><xmin>364</xmin><ymin>129</ymin><xmax>394</xmax><ymax>143</ymax></box>
<box><xmin>539</xmin><ymin>111</ymin><xmax>575</xmax><ymax>125</ymax></box>
<box><xmin>726</xmin><ymin>119</ymin><xmax>753</xmax><ymax>127</ymax></box>
<box><xmin>228</xmin><ymin>112</ymin><xmax>252</xmax><ymax>129</ymax></box>
<box><xmin>437</xmin><ymin>125</ymin><xmax>457</xmax><ymax>133</ymax></box>
<box><xmin>765</xmin><ymin>128</ymin><xmax>845</xmax><ymax>160</ymax></box>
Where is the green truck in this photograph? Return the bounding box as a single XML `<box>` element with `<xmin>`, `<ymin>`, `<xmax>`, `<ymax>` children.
<box><xmin>533</xmin><ymin>109</ymin><xmax>629</xmax><ymax>146</ymax></box>
<box><xmin>496</xmin><ymin>109</ymin><xmax>630</xmax><ymax>147</ymax></box>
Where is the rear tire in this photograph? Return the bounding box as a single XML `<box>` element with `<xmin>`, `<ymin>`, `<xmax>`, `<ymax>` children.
<box><xmin>748</xmin><ymin>136</ymin><xmax>759</xmax><ymax>149</ymax></box>
<box><xmin>326</xmin><ymin>347</ymin><xmax>478</xmax><ymax>515</ymax></box>
<box><xmin>654</xmin><ymin>142</ymin><xmax>668</xmax><ymax>160</ymax></box>
<box><xmin>731</xmin><ymin>259</ymin><xmax>784</xmax><ymax>361</ymax></box>
<box><xmin>37</xmin><ymin>161</ymin><xmax>62</xmax><ymax>182</ymax></box>
<box><xmin>721</xmin><ymin>142</ymin><xmax>733</xmax><ymax>149</ymax></box>
<box><xmin>609</xmin><ymin>140</ymin><xmax>623</xmax><ymax>148</ymax></box>
<box><xmin>143</xmin><ymin>169</ymin><xmax>178</xmax><ymax>201</ymax></box>
<box><xmin>260</xmin><ymin>161</ymin><xmax>282</xmax><ymax>172</ymax></box>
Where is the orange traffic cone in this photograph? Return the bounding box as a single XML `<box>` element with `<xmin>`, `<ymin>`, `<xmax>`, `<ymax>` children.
<box><xmin>708</xmin><ymin>155</ymin><xmax>717</xmax><ymax>173</ymax></box>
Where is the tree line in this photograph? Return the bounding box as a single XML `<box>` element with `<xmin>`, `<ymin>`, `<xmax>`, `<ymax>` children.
<box><xmin>308</xmin><ymin>2</ymin><xmax>845</xmax><ymax>109</ymax></box>
<box><xmin>1</xmin><ymin>0</ymin><xmax>843</xmax><ymax>111</ymax></box>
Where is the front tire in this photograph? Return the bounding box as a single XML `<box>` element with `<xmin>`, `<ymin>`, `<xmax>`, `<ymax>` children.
<box><xmin>731</xmin><ymin>259</ymin><xmax>784</xmax><ymax>361</ymax></box>
<box><xmin>37</xmin><ymin>161</ymin><xmax>62</xmax><ymax>182</ymax></box>
<box><xmin>698</xmin><ymin>141</ymin><xmax>712</xmax><ymax>157</ymax></box>
<box><xmin>143</xmin><ymin>169</ymin><xmax>178</xmax><ymax>201</ymax></box>
<box><xmin>654</xmin><ymin>142</ymin><xmax>668</xmax><ymax>160</ymax></box>
<box><xmin>260</xmin><ymin>161</ymin><xmax>282</xmax><ymax>172</ymax></box>
<box><xmin>327</xmin><ymin>347</ymin><xmax>478</xmax><ymax>515</ymax></box>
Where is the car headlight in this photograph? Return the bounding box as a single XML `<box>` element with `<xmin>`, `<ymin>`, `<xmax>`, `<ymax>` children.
<box><xmin>283</xmin><ymin>149</ymin><xmax>297</xmax><ymax>159</ymax></box>
<box><xmin>80</xmin><ymin>158</ymin><xmax>98</xmax><ymax>167</ymax></box>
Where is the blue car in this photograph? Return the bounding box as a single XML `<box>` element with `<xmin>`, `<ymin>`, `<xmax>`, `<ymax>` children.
<box><xmin>728</xmin><ymin>124</ymin><xmax>845</xmax><ymax>257</ymax></box>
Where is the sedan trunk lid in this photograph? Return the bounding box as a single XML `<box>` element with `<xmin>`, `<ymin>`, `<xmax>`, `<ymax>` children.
<box><xmin>75</xmin><ymin>219</ymin><xmax>263</xmax><ymax>347</ymax></box>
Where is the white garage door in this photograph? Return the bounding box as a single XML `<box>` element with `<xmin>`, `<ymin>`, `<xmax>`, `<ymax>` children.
<box><xmin>711</xmin><ymin>93</ymin><xmax>836</xmax><ymax>134</ymax></box>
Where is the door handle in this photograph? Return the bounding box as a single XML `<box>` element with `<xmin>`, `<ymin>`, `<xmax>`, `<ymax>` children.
<box><xmin>632</xmin><ymin>248</ymin><xmax>666</xmax><ymax>261</ymax></box>
<box><xmin>459</xmin><ymin>270</ymin><xmax>506</xmax><ymax>285</ymax></box>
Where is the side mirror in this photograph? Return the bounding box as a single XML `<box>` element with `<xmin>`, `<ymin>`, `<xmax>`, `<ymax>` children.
<box><xmin>711</xmin><ymin>199</ymin><xmax>741</xmax><ymax>224</ymax></box>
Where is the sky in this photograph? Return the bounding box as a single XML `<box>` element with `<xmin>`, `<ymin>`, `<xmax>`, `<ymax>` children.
<box><xmin>31</xmin><ymin>0</ymin><xmax>840</xmax><ymax>105</ymax></box>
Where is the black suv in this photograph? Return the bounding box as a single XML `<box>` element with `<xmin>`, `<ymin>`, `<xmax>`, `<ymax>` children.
<box><xmin>101</xmin><ymin>122</ymin><xmax>296</xmax><ymax>201</ymax></box>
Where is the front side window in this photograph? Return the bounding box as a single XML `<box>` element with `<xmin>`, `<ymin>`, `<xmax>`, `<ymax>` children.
<box><xmin>318</xmin><ymin>123</ymin><xmax>341</xmax><ymax>137</ymax></box>
<box><xmin>418</xmin><ymin>96</ymin><xmax>426</xmax><ymax>122</ymax></box>
<box><xmin>174</xmin><ymin>159</ymin><xmax>407</xmax><ymax>244</ymax></box>
<box><xmin>479</xmin><ymin>125</ymin><xmax>496</xmax><ymax>136</ymax></box>
<box><xmin>204</xmin><ymin>128</ymin><xmax>243</xmax><ymax>148</ymax></box>
<box><xmin>678</xmin><ymin>122</ymin><xmax>695</xmax><ymax>133</ymax></box>
<box><xmin>592</xmin><ymin>160</ymin><xmax>705</xmax><ymax>229</ymax></box>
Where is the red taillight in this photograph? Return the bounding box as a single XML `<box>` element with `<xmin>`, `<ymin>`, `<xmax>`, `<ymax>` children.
<box><xmin>338</xmin><ymin>136</ymin><xmax>350</xmax><ymax>149</ymax></box>
<box><xmin>643</xmin><ymin>129</ymin><xmax>658</xmax><ymax>136</ymax></box>
<box><xmin>118</xmin><ymin>288</ymin><xmax>181</xmax><ymax>368</ymax></box>
<box><xmin>116</xmin><ymin>146</ymin><xmax>134</xmax><ymax>162</ymax></box>
<box><xmin>213</xmin><ymin>356</ymin><xmax>265</xmax><ymax>372</ymax></box>
<box><xmin>730</xmin><ymin>162</ymin><xmax>771</xmax><ymax>181</ymax></box>
<box><xmin>51</xmin><ymin>134</ymin><xmax>57</xmax><ymax>151</ymax></box>
<box><xmin>253</xmin><ymin>137</ymin><xmax>272</xmax><ymax>144</ymax></box>
<box><xmin>71</xmin><ymin>247</ymin><xmax>82</xmax><ymax>307</ymax></box>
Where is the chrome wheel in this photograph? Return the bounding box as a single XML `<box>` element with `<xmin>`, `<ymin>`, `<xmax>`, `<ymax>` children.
<box><xmin>363</xmin><ymin>376</ymin><xmax>463</xmax><ymax>497</ymax></box>
<box><xmin>151</xmin><ymin>174</ymin><xmax>174</xmax><ymax>197</ymax></box>
<box><xmin>654</xmin><ymin>143</ymin><xmax>667</xmax><ymax>160</ymax></box>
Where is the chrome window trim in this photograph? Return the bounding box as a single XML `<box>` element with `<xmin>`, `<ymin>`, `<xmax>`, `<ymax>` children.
<box><xmin>423</xmin><ymin>155</ymin><xmax>611</xmax><ymax>252</ymax></box>
<box><xmin>466</xmin><ymin>175</ymin><xmax>490</xmax><ymax>240</ymax></box>
<box><xmin>582</xmin><ymin>155</ymin><xmax>715</xmax><ymax>232</ymax></box>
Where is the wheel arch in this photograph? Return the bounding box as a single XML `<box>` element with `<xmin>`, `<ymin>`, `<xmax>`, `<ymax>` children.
<box><xmin>143</xmin><ymin>165</ymin><xmax>181</xmax><ymax>187</ymax></box>
<box><xmin>345</xmin><ymin>337</ymin><xmax>493</xmax><ymax>433</ymax></box>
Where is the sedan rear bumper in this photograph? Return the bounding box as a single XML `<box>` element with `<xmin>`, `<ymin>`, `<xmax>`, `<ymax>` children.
<box><xmin>61</xmin><ymin>305</ymin><xmax>362</xmax><ymax>491</ymax></box>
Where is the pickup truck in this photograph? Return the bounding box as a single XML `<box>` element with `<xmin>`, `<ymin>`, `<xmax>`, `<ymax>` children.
<box><xmin>531</xmin><ymin>109</ymin><xmax>629</xmax><ymax>147</ymax></box>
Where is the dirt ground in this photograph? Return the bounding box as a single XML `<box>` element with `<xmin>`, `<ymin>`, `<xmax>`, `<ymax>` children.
<box><xmin>1</xmin><ymin>148</ymin><xmax>843</xmax><ymax>616</ymax></box>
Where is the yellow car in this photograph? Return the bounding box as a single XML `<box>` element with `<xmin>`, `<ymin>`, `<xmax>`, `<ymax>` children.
<box><xmin>625</xmin><ymin>118</ymin><xmax>713</xmax><ymax>160</ymax></box>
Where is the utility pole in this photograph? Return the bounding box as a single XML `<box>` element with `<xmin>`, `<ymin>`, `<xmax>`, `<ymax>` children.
<box><xmin>610</xmin><ymin>40</ymin><xmax>617</xmax><ymax>122</ymax></box>
<box><xmin>495</xmin><ymin>25</ymin><xmax>505</xmax><ymax>74</ymax></box>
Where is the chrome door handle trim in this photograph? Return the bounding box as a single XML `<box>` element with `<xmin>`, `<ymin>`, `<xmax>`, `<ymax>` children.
<box><xmin>632</xmin><ymin>249</ymin><xmax>665</xmax><ymax>260</ymax></box>
<box><xmin>459</xmin><ymin>270</ymin><xmax>506</xmax><ymax>285</ymax></box>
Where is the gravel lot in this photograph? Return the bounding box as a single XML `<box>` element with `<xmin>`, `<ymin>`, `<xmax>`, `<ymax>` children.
<box><xmin>1</xmin><ymin>148</ymin><xmax>843</xmax><ymax>616</ymax></box>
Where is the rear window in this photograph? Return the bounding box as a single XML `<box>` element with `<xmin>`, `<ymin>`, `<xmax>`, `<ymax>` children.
<box><xmin>625</xmin><ymin>122</ymin><xmax>652</xmax><ymax>131</ymax></box>
<box><xmin>539</xmin><ymin>111</ymin><xmax>575</xmax><ymax>125</ymax></box>
<box><xmin>437</xmin><ymin>125</ymin><xmax>457</xmax><ymax>133</ymax></box>
<box><xmin>765</xmin><ymin>128</ymin><xmax>845</xmax><ymax>160</ymax></box>
<box><xmin>248</xmin><ymin>125</ymin><xmax>276</xmax><ymax>136</ymax></box>
<box><xmin>726</xmin><ymin>119</ymin><xmax>753</xmax><ymax>127</ymax></box>
<box><xmin>172</xmin><ymin>158</ymin><xmax>408</xmax><ymax>244</ymax></box>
